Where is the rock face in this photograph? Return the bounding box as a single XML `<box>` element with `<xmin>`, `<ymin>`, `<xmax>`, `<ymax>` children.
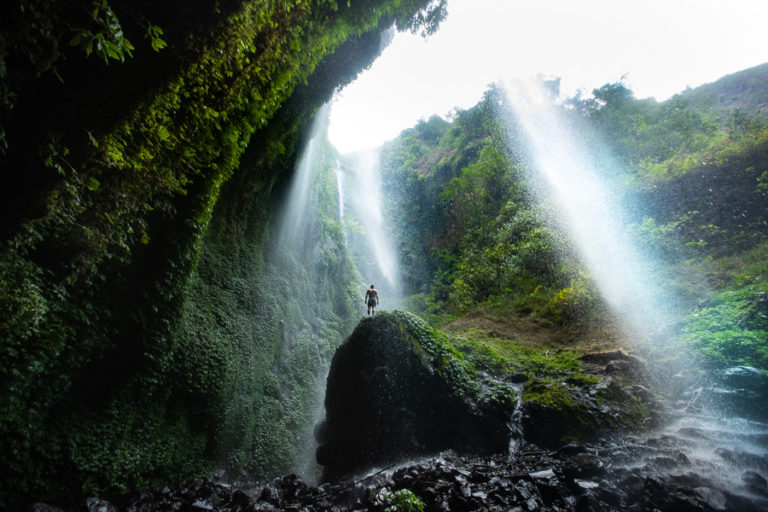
<box><xmin>315</xmin><ymin>311</ymin><xmax>515</xmax><ymax>481</ymax></box>
<box><xmin>701</xmin><ymin>366</ymin><xmax>768</xmax><ymax>421</ymax></box>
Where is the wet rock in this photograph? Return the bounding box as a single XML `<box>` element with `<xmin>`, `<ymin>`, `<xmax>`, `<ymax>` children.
<box><xmin>694</xmin><ymin>487</ymin><xmax>728</xmax><ymax>511</ymax></box>
<box><xmin>521</xmin><ymin>378</ymin><xmax>646</xmax><ymax>449</ymax></box>
<box><xmin>529</xmin><ymin>468</ymin><xmax>555</xmax><ymax>480</ymax></box>
<box><xmin>563</xmin><ymin>452</ymin><xmax>604</xmax><ymax>479</ymax></box>
<box><xmin>85</xmin><ymin>498</ymin><xmax>119</xmax><ymax>512</ymax></box>
<box><xmin>31</xmin><ymin>438</ymin><xmax>768</xmax><ymax>512</ymax></box>
<box><xmin>29</xmin><ymin>505</ymin><xmax>65</xmax><ymax>512</ymax></box>
<box><xmin>718</xmin><ymin>366</ymin><xmax>768</xmax><ymax>391</ymax></box>
<box><xmin>743</xmin><ymin>470</ymin><xmax>768</xmax><ymax>496</ymax></box>
<box><xmin>692</xmin><ymin>366</ymin><xmax>768</xmax><ymax>421</ymax></box>
<box><xmin>316</xmin><ymin>312</ymin><xmax>514</xmax><ymax>481</ymax></box>
<box><xmin>509</xmin><ymin>373</ymin><xmax>529</xmax><ymax>383</ymax></box>
<box><xmin>715</xmin><ymin>447</ymin><xmax>768</xmax><ymax>473</ymax></box>
<box><xmin>605</xmin><ymin>359</ymin><xmax>631</xmax><ymax>373</ymax></box>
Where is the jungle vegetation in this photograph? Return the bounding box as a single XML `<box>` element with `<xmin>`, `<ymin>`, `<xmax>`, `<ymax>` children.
<box><xmin>0</xmin><ymin>0</ymin><xmax>446</xmax><ymax>507</ymax></box>
<box><xmin>379</xmin><ymin>71</ymin><xmax>768</xmax><ymax>372</ymax></box>
<box><xmin>0</xmin><ymin>0</ymin><xmax>766</xmax><ymax>508</ymax></box>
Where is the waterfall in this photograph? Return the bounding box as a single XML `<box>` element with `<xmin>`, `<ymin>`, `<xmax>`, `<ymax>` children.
<box><xmin>501</xmin><ymin>79</ymin><xmax>678</xmax><ymax>340</ymax></box>
<box><xmin>270</xmin><ymin>103</ymin><xmax>342</xmax><ymax>484</ymax></box>
<box><xmin>342</xmin><ymin>148</ymin><xmax>403</xmax><ymax>309</ymax></box>
<box><xmin>501</xmin><ymin>78</ymin><xmax>768</xmax><ymax>504</ymax></box>
<box><xmin>334</xmin><ymin>160</ymin><xmax>345</xmax><ymax>223</ymax></box>
<box><xmin>275</xmin><ymin>107</ymin><xmax>329</xmax><ymax>255</ymax></box>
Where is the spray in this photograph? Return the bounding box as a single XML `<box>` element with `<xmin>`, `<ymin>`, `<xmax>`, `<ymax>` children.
<box><xmin>343</xmin><ymin>148</ymin><xmax>403</xmax><ymax>309</ymax></box>
<box><xmin>500</xmin><ymin>77</ymin><xmax>767</xmax><ymax>502</ymax></box>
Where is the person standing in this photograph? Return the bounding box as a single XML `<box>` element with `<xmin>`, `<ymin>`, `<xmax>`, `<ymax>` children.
<box><xmin>364</xmin><ymin>284</ymin><xmax>379</xmax><ymax>316</ymax></box>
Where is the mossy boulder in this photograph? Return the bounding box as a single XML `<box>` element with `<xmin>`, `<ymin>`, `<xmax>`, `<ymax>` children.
<box><xmin>521</xmin><ymin>377</ymin><xmax>647</xmax><ymax>448</ymax></box>
<box><xmin>315</xmin><ymin>311</ymin><xmax>514</xmax><ymax>481</ymax></box>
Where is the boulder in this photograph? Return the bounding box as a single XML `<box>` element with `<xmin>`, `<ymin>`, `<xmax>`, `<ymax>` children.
<box><xmin>521</xmin><ymin>378</ymin><xmax>647</xmax><ymax>449</ymax></box>
<box><xmin>315</xmin><ymin>311</ymin><xmax>515</xmax><ymax>481</ymax></box>
<box><xmin>695</xmin><ymin>366</ymin><xmax>768</xmax><ymax>421</ymax></box>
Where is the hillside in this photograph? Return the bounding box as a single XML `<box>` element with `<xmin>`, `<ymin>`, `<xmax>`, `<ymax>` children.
<box><xmin>380</xmin><ymin>66</ymin><xmax>768</xmax><ymax>372</ymax></box>
<box><xmin>679</xmin><ymin>61</ymin><xmax>768</xmax><ymax>116</ymax></box>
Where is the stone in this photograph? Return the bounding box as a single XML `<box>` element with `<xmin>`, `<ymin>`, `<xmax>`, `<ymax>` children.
<box><xmin>85</xmin><ymin>498</ymin><xmax>119</xmax><ymax>512</ymax></box>
<box><xmin>520</xmin><ymin>378</ymin><xmax>646</xmax><ymax>449</ymax></box>
<box><xmin>529</xmin><ymin>468</ymin><xmax>555</xmax><ymax>480</ymax></box>
<box><xmin>574</xmin><ymin>479</ymin><xmax>599</xmax><ymax>490</ymax></box>
<box><xmin>29</xmin><ymin>505</ymin><xmax>65</xmax><ymax>512</ymax></box>
<box><xmin>316</xmin><ymin>312</ymin><xmax>513</xmax><ymax>481</ymax></box>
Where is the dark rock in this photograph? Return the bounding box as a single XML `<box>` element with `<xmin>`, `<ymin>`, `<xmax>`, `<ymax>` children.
<box><xmin>259</xmin><ymin>482</ymin><xmax>282</xmax><ymax>505</ymax></box>
<box><xmin>231</xmin><ymin>489</ymin><xmax>253</xmax><ymax>508</ymax></box>
<box><xmin>743</xmin><ymin>470</ymin><xmax>768</xmax><ymax>495</ymax></box>
<box><xmin>718</xmin><ymin>366</ymin><xmax>768</xmax><ymax>392</ymax></box>
<box><xmin>29</xmin><ymin>505</ymin><xmax>65</xmax><ymax>512</ymax></box>
<box><xmin>509</xmin><ymin>373</ymin><xmax>529</xmax><ymax>383</ymax></box>
<box><xmin>556</xmin><ymin>443</ymin><xmax>587</xmax><ymax>456</ymax></box>
<box><xmin>579</xmin><ymin>350</ymin><xmax>634</xmax><ymax>365</ymax></box>
<box><xmin>85</xmin><ymin>498</ymin><xmax>119</xmax><ymax>512</ymax></box>
<box><xmin>521</xmin><ymin>379</ymin><xmax>646</xmax><ymax>449</ymax></box>
<box><xmin>563</xmin><ymin>452</ymin><xmax>604</xmax><ymax>479</ymax></box>
<box><xmin>316</xmin><ymin>312</ymin><xmax>513</xmax><ymax>481</ymax></box>
<box><xmin>715</xmin><ymin>447</ymin><xmax>768</xmax><ymax>473</ymax></box>
<box><xmin>605</xmin><ymin>359</ymin><xmax>632</xmax><ymax>373</ymax></box>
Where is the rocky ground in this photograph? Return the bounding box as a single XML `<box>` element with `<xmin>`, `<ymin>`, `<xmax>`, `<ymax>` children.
<box><xmin>32</xmin><ymin>432</ymin><xmax>768</xmax><ymax>512</ymax></box>
<box><xmin>30</xmin><ymin>314</ymin><xmax>768</xmax><ymax>511</ymax></box>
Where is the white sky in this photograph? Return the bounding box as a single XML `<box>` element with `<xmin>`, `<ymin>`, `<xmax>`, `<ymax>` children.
<box><xmin>328</xmin><ymin>0</ymin><xmax>768</xmax><ymax>153</ymax></box>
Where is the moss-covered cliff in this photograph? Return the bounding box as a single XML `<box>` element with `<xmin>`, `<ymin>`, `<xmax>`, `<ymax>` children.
<box><xmin>0</xmin><ymin>0</ymin><xmax>445</xmax><ymax>507</ymax></box>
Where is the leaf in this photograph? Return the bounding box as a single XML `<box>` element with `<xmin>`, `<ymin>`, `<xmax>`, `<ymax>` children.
<box><xmin>86</xmin><ymin>177</ymin><xmax>100</xmax><ymax>191</ymax></box>
<box><xmin>86</xmin><ymin>131</ymin><xmax>99</xmax><ymax>148</ymax></box>
<box><xmin>151</xmin><ymin>38</ymin><xmax>167</xmax><ymax>52</ymax></box>
<box><xmin>157</xmin><ymin>126</ymin><xmax>170</xmax><ymax>141</ymax></box>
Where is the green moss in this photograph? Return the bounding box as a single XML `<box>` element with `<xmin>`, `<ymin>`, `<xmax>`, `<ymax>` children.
<box><xmin>522</xmin><ymin>377</ymin><xmax>647</xmax><ymax>446</ymax></box>
<box><xmin>448</xmin><ymin>327</ymin><xmax>591</xmax><ymax>381</ymax></box>
<box><xmin>522</xmin><ymin>379</ymin><xmax>573</xmax><ymax>410</ymax></box>
<box><xmin>479</xmin><ymin>380</ymin><xmax>519</xmax><ymax>412</ymax></box>
<box><xmin>0</xmin><ymin>1</ymin><xmax>445</xmax><ymax>507</ymax></box>
<box><xmin>388</xmin><ymin>310</ymin><xmax>480</xmax><ymax>399</ymax></box>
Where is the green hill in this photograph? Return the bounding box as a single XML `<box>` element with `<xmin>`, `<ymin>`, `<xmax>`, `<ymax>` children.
<box><xmin>678</xmin><ymin>61</ymin><xmax>768</xmax><ymax>116</ymax></box>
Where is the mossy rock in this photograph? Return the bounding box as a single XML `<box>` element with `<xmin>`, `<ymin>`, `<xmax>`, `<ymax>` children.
<box><xmin>521</xmin><ymin>377</ymin><xmax>647</xmax><ymax>448</ymax></box>
<box><xmin>316</xmin><ymin>311</ymin><xmax>514</xmax><ymax>481</ymax></box>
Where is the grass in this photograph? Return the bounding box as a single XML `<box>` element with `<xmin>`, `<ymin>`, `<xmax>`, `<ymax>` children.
<box><xmin>443</xmin><ymin>318</ymin><xmax>604</xmax><ymax>385</ymax></box>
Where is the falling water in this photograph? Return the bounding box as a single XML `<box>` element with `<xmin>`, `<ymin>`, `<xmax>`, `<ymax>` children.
<box><xmin>502</xmin><ymin>79</ymin><xmax>678</xmax><ymax>340</ymax></box>
<box><xmin>275</xmin><ymin>106</ymin><xmax>329</xmax><ymax>254</ymax></box>
<box><xmin>501</xmin><ymin>78</ymin><xmax>768</xmax><ymax>506</ymax></box>
<box><xmin>334</xmin><ymin>160</ymin><xmax>345</xmax><ymax>223</ymax></box>
<box><xmin>342</xmin><ymin>148</ymin><xmax>403</xmax><ymax>309</ymax></box>
<box><xmin>271</xmin><ymin>103</ymin><xmax>341</xmax><ymax>484</ymax></box>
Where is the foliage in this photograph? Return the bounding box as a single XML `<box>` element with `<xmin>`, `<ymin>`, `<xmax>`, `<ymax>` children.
<box><xmin>384</xmin><ymin>488</ymin><xmax>426</xmax><ymax>512</ymax></box>
<box><xmin>392</xmin><ymin>310</ymin><xmax>480</xmax><ymax>399</ymax></box>
<box><xmin>0</xmin><ymin>0</ymin><xmax>443</xmax><ymax>507</ymax></box>
<box><xmin>448</xmin><ymin>327</ymin><xmax>595</xmax><ymax>383</ymax></box>
<box><xmin>479</xmin><ymin>379</ymin><xmax>519</xmax><ymax>413</ymax></box>
<box><xmin>679</xmin><ymin>285</ymin><xmax>768</xmax><ymax>371</ymax></box>
<box><xmin>380</xmin><ymin>85</ymin><xmax>593</xmax><ymax>325</ymax></box>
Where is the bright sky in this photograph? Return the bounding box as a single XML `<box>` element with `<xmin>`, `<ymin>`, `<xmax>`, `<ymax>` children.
<box><xmin>328</xmin><ymin>0</ymin><xmax>768</xmax><ymax>153</ymax></box>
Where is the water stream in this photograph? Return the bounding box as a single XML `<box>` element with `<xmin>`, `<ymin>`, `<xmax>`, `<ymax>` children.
<box><xmin>340</xmin><ymin>148</ymin><xmax>404</xmax><ymax>310</ymax></box>
<box><xmin>275</xmin><ymin>106</ymin><xmax>407</xmax><ymax>482</ymax></box>
<box><xmin>501</xmin><ymin>78</ymin><xmax>768</xmax><ymax>506</ymax></box>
